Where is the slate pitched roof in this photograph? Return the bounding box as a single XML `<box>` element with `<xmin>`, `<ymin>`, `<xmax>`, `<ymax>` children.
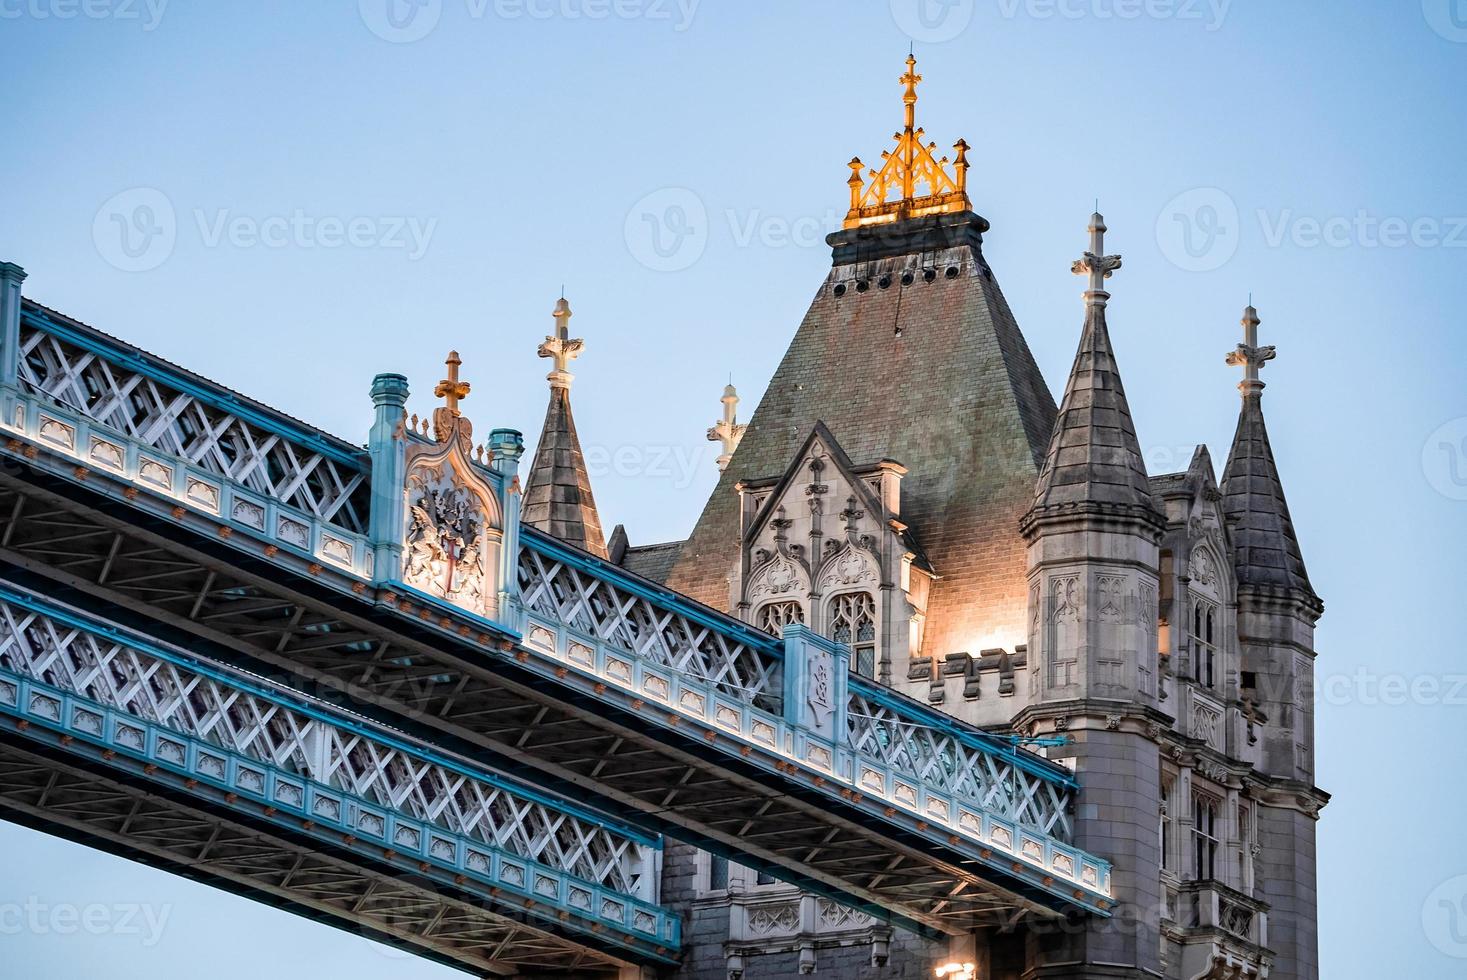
<box><xmin>1220</xmin><ymin>391</ymin><xmax>1317</xmax><ymax>602</ymax></box>
<box><xmin>1029</xmin><ymin>299</ymin><xmax>1158</xmax><ymax>518</ymax></box>
<box><xmin>522</xmin><ymin>386</ymin><xmax>607</xmax><ymax>559</ymax></box>
<box><xmin>665</xmin><ymin>212</ymin><xmax>1057</xmax><ymax>655</ymax></box>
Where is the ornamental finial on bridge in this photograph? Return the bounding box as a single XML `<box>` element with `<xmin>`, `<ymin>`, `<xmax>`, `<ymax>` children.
<box><xmin>843</xmin><ymin>54</ymin><xmax>971</xmax><ymax>229</ymax></box>
<box><xmin>538</xmin><ymin>297</ymin><xmax>585</xmax><ymax>391</ymax></box>
<box><xmin>432</xmin><ymin>350</ymin><xmax>472</xmax><ymax>444</ymax></box>
<box><xmin>1225</xmin><ymin>302</ymin><xmax>1276</xmax><ymax>398</ymax></box>
<box><xmin>1071</xmin><ymin>212</ymin><xmax>1122</xmax><ymax>308</ymax></box>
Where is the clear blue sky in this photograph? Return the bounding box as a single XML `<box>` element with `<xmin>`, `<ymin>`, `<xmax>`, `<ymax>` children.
<box><xmin>1</xmin><ymin>1</ymin><xmax>1464</xmax><ymax>976</ymax></box>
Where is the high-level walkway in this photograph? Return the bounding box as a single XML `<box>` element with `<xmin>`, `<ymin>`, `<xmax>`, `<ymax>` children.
<box><xmin>0</xmin><ymin>287</ymin><xmax>1115</xmax><ymax>972</ymax></box>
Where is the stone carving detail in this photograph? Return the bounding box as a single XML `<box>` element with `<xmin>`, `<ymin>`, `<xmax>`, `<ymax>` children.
<box><xmin>806</xmin><ymin>647</ymin><xmax>834</xmax><ymax>728</ymax></box>
<box><xmin>404</xmin><ymin>463</ymin><xmax>489</xmax><ymax>613</ymax></box>
<box><xmin>1189</xmin><ymin>546</ymin><xmax>1219</xmax><ymax>589</ymax></box>
<box><xmin>1097</xmin><ymin>575</ymin><xmax>1125</xmax><ymax>625</ymax></box>
<box><xmin>748</xmin><ymin>551</ymin><xmax>806</xmax><ymax>601</ymax></box>
<box><xmin>817</xmin><ymin>543</ymin><xmax>876</xmax><ymax>591</ymax></box>
<box><xmin>748</xmin><ymin>902</ymin><xmax>800</xmax><ymax>935</ymax></box>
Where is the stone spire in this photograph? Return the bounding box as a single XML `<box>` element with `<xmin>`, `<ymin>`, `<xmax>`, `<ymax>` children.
<box><xmin>1220</xmin><ymin>304</ymin><xmax>1317</xmax><ymax>601</ymax></box>
<box><xmin>706</xmin><ymin>382</ymin><xmax>746</xmax><ymax>472</ymax></box>
<box><xmin>523</xmin><ymin>296</ymin><xmax>607</xmax><ymax>558</ymax></box>
<box><xmin>1027</xmin><ymin>213</ymin><xmax>1157</xmax><ymax>521</ymax></box>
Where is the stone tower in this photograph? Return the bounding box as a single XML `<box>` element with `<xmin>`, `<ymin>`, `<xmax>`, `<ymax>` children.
<box><xmin>1016</xmin><ymin>212</ymin><xmax>1166</xmax><ymax>978</ymax></box>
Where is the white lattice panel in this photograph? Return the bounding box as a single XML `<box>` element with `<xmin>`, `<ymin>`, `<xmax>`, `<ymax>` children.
<box><xmin>847</xmin><ymin>691</ymin><xmax>1072</xmax><ymax>838</ymax></box>
<box><xmin>0</xmin><ymin>598</ymin><xmax>645</xmax><ymax>893</ymax></box>
<box><xmin>518</xmin><ymin>544</ymin><xmax>783</xmax><ymax>709</ymax></box>
<box><xmin>18</xmin><ymin>320</ymin><xmax>370</xmax><ymax>534</ymax></box>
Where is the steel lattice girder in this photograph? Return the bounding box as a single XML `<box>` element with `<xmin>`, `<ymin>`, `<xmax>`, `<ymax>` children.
<box><xmin>0</xmin><ymin>733</ymin><xmax>639</xmax><ymax>976</ymax></box>
<box><xmin>0</xmin><ymin>457</ymin><xmax>1103</xmax><ymax>936</ymax></box>
<box><xmin>0</xmin><ymin>583</ymin><xmax>678</xmax><ymax>955</ymax></box>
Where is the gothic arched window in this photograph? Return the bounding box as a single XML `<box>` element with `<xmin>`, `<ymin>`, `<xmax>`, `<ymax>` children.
<box><xmin>756</xmin><ymin>600</ymin><xmax>804</xmax><ymax>637</ymax></box>
<box><xmin>828</xmin><ymin>591</ymin><xmax>876</xmax><ymax>678</ymax></box>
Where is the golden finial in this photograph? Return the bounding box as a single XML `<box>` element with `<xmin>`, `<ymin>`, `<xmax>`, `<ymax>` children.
<box><xmin>844</xmin><ymin>54</ymin><xmax>972</xmax><ymax>229</ymax></box>
<box><xmin>432</xmin><ymin>350</ymin><xmax>472</xmax><ymax>443</ymax></box>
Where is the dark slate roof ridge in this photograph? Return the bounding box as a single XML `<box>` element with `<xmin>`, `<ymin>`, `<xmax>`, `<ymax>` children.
<box><xmin>522</xmin><ymin>386</ymin><xmax>608</xmax><ymax>559</ymax></box>
<box><xmin>1029</xmin><ymin>299</ymin><xmax>1160</xmax><ymax>519</ymax></box>
<box><xmin>22</xmin><ymin>297</ymin><xmax>368</xmax><ymax>460</ymax></box>
<box><xmin>1220</xmin><ymin>391</ymin><xmax>1317</xmax><ymax>603</ymax></box>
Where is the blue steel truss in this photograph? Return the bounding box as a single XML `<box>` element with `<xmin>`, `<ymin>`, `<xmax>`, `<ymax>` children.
<box><xmin>0</xmin><ymin>582</ymin><xmax>680</xmax><ymax>956</ymax></box>
<box><xmin>0</xmin><ymin>296</ymin><xmax>1116</xmax><ymax>924</ymax></box>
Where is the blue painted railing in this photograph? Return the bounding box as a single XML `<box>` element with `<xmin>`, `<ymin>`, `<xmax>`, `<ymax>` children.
<box><xmin>0</xmin><ymin>584</ymin><xmax>680</xmax><ymax>954</ymax></box>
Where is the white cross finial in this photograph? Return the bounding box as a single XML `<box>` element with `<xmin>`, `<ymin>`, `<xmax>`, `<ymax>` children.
<box><xmin>1070</xmin><ymin>212</ymin><xmax>1123</xmax><ymax>306</ymax></box>
<box><xmin>538</xmin><ymin>296</ymin><xmax>585</xmax><ymax>390</ymax></box>
<box><xmin>1225</xmin><ymin>303</ymin><xmax>1276</xmax><ymax>397</ymax></box>
<box><xmin>706</xmin><ymin>382</ymin><xmax>747</xmax><ymax>472</ymax></box>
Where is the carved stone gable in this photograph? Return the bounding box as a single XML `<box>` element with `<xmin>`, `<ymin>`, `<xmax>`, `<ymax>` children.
<box><xmin>404</xmin><ymin>464</ymin><xmax>490</xmax><ymax>611</ymax></box>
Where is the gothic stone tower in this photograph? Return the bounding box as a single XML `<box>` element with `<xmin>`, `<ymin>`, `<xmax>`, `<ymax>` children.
<box><xmin>538</xmin><ymin>56</ymin><xmax>1327</xmax><ymax>980</ymax></box>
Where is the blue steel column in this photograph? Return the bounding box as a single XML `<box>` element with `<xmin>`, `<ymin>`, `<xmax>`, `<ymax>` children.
<box><xmin>781</xmin><ymin>625</ymin><xmax>849</xmax><ymax>742</ymax></box>
<box><xmin>367</xmin><ymin>373</ymin><xmax>410</xmax><ymax>584</ymax></box>
<box><xmin>488</xmin><ymin>427</ymin><xmax>525</xmax><ymax>609</ymax></box>
<box><xmin>0</xmin><ymin>262</ymin><xmax>27</xmax><ymax>420</ymax></box>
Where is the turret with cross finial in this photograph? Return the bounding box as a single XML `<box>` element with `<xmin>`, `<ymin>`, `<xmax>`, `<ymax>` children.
<box><xmin>1225</xmin><ymin>303</ymin><xmax>1277</xmax><ymax>398</ymax></box>
<box><xmin>1071</xmin><ymin>212</ymin><xmax>1123</xmax><ymax>306</ymax></box>
<box><xmin>538</xmin><ymin>297</ymin><xmax>586</xmax><ymax>390</ymax></box>
<box><xmin>707</xmin><ymin>382</ymin><xmax>747</xmax><ymax>472</ymax></box>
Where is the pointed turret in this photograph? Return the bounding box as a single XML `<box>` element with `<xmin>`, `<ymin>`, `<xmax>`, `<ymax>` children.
<box><xmin>522</xmin><ymin>297</ymin><xmax>607</xmax><ymax>558</ymax></box>
<box><xmin>1027</xmin><ymin>213</ymin><xmax>1159</xmax><ymax>523</ymax></box>
<box><xmin>1220</xmin><ymin>304</ymin><xmax>1318</xmax><ymax>604</ymax></box>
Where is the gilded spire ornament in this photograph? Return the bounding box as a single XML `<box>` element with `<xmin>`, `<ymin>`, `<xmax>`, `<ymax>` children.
<box><xmin>844</xmin><ymin>54</ymin><xmax>971</xmax><ymax>229</ymax></box>
<box><xmin>432</xmin><ymin>350</ymin><xmax>472</xmax><ymax>444</ymax></box>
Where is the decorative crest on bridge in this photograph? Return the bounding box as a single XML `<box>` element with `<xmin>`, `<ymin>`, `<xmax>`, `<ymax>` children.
<box><xmin>432</xmin><ymin>349</ymin><xmax>472</xmax><ymax>444</ymax></box>
<box><xmin>401</xmin><ymin>351</ymin><xmax>507</xmax><ymax>617</ymax></box>
<box><xmin>844</xmin><ymin>54</ymin><xmax>971</xmax><ymax>229</ymax></box>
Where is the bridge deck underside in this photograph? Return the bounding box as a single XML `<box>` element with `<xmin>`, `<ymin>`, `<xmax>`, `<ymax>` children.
<box><xmin>0</xmin><ymin>733</ymin><xmax>629</xmax><ymax>977</ymax></box>
<box><xmin>0</xmin><ymin>464</ymin><xmax>1075</xmax><ymax>937</ymax></box>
